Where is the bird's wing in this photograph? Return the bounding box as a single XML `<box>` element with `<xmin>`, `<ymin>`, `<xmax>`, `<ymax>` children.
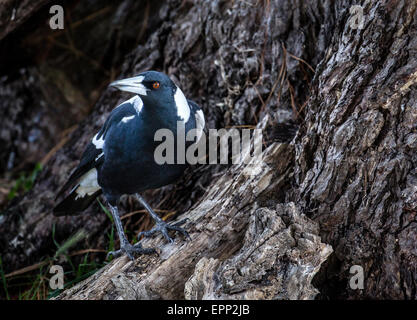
<box><xmin>55</xmin><ymin>143</ymin><xmax>104</xmax><ymax>201</ymax></box>
<box><xmin>55</xmin><ymin>97</ymin><xmax>140</xmax><ymax>200</ymax></box>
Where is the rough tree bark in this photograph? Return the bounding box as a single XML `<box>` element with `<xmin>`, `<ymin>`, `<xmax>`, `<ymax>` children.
<box><xmin>0</xmin><ymin>0</ymin><xmax>416</xmax><ymax>300</ymax></box>
<box><xmin>294</xmin><ymin>0</ymin><xmax>417</xmax><ymax>299</ymax></box>
<box><xmin>1</xmin><ymin>0</ymin><xmax>326</xmax><ymax>278</ymax></box>
<box><xmin>56</xmin><ymin>141</ymin><xmax>332</xmax><ymax>300</ymax></box>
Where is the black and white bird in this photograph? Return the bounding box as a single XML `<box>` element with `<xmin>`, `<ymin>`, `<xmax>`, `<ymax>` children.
<box><xmin>53</xmin><ymin>70</ymin><xmax>205</xmax><ymax>260</ymax></box>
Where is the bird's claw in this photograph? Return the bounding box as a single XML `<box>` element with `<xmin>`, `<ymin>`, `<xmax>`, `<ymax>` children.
<box><xmin>172</xmin><ymin>218</ymin><xmax>189</xmax><ymax>228</ymax></box>
<box><xmin>138</xmin><ymin>219</ymin><xmax>191</xmax><ymax>243</ymax></box>
<box><xmin>107</xmin><ymin>242</ymin><xmax>156</xmax><ymax>261</ymax></box>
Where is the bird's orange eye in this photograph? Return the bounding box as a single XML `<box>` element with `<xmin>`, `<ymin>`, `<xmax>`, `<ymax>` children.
<box><xmin>152</xmin><ymin>82</ymin><xmax>160</xmax><ymax>89</ymax></box>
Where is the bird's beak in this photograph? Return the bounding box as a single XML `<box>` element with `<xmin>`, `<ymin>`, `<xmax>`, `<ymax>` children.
<box><xmin>109</xmin><ymin>75</ymin><xmax>148</xmax><ymax>96</ymax></box>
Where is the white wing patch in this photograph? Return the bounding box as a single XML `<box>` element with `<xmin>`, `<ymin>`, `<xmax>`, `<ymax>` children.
<box><xmin>93</xmin><ymin>95</ymin><xmax>142</xmax><ymax>149</ymax></box>
<box><xmin>95</xmin><ymin>152</ymin><xmax>104</xmax><ymax>161</ymax></box>
<box><xmin>174</xmin><ymin>86</ymin><xmax>190</xmax><ymax>122</ymax></box>
<box><xmin>75</xmin><ymin>168</ymin><xmax>101</xmax><ymax>199</ymax></box>
<box><xmin>195</xmin><ymin>109</ymin><xmax>205</xmax><ymax>142</ymax></box>
<box><xmin>92</xmin><ymin>132</ymin><xmax>104</xmax><ymax>149</ymax></box>
<box><xmin>130</xmin><ymin>95</ymin><xmax>143</xmax><ymax>115</ymax></box>
<box><xmin>121</xmin><ymin>115</ymin><xmax>135</xmax><ymax>123</ymax></box>
<box><xmin>116</xmin><ymin>95</ymin><xmax>143</xmax><ymax>115</ymax></box>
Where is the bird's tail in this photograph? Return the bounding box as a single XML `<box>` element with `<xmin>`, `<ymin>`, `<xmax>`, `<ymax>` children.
<box><xmin>53</xmin><ymin>187</ymin><xmax>102</xmax><ymax>216</ymax></box>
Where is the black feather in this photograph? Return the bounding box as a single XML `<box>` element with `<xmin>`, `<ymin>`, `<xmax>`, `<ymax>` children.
<box><xmin>53</xmin><ymin>188</ymin><xmax>102</xmax><ymax>216</ymax></box>
<box><xmin>55</xmin><ymin>143</ymin><xmax>103</xmax><ymax>201</ymax></box>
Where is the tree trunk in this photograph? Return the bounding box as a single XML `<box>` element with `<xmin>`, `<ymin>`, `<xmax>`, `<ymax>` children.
<box><xmin>294</xmin><ymin>0</ymin><xmax>417</xmax><ymax>299</ymax></box>
<box><xmin>0</xmin><ymin>0</ymin><xmax>416</xmax><ymax>300</ymax></box>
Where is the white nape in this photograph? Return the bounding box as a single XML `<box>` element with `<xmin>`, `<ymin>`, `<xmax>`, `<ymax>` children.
<box><xmin>195</xmin><ymin>109</ymin><xmax>205</xmax><ymax>142</ymax></box>
<box><xmin>75</xmin><ymin>168</ymin><xmax>101</xmax><ymax>199</ymax></box>
<box><xmin>174</xmin><ymin>86</ymin><xmax>190</xmax><ymax>122</ymax></box>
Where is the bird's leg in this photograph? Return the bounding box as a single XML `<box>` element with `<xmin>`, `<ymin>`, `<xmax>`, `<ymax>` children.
<box><xmin>106</xmin><ymin>203</ymin><xmax>155</xmax><ymax>260</ymax></box>
<box><xmin>135</xmin><ymin>194</ymin><xmax>190</xmax><ymax>243</ymax></box>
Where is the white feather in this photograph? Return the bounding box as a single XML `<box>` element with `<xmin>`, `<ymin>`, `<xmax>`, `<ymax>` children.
<box><xmin>117</xmin><ymin>95</ymin><xmax>143</xmax><ymax>115</ymax></box>
<box><xmin>92</xmin><ymin>132</ymin><xmax>104</xmax><ymax>149</ymax></box>
<box><xmin>195</xmin><ymin>109</ymin><xmax>205</xmax><ymax>142</ymax></box>
<box><xmin>121</xmin><ymin>115</ymin><xmax>135</xmax><ymax>123</ymax></box>
<box><xmin>95</xmin><ymin>152</ymin><xmax>104</xmax><ymax>161</ymax></box>
<box><xmin>174</xmin><ymin>86</ymin><xmax>190</xmax><ymax>122</ymax></box>
<box><xmin>75</xmin><ymin>168</ymin><xmax>100</xmax><ymax>199</ymax></box>
<box><xmin>131</xmin><ymin>95</ymin><xmax>143</xmax><ymax>115</ymax></box>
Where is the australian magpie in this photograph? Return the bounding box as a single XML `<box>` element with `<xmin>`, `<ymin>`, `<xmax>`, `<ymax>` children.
<box><xmin>53</xmin><ymin>71</ymin><xmax>205</xmax><ymax>260</ymax></box>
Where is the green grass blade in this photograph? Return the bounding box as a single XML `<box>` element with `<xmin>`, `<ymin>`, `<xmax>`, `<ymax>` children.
<box><xmin>0</xmin><ymin>255</ymin><xmax>10</xmax><ymax>300</ymax></box>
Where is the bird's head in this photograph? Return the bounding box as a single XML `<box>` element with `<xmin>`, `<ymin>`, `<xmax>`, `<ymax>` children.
<box><xmin>109</xmin><ymin>70</ymin><xmax>177</xmax><ymax>106</ymax></box>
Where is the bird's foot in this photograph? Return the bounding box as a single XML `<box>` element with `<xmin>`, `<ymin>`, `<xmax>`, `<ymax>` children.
<box><xmin>107</xmin><ymin>241</ymin><xmax>156</xmax><ymax>260</ymax></box>
<box><xmin>138</xmin><ymin>218</ymin><xmax>191</xmax><ymax>244</ymax></box>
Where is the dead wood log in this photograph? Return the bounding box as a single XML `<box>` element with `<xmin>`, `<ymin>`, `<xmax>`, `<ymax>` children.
<box><xmin>55</xmin><ymin>142</ymin><xmax>332</xmax><ymax>300</ymax></box>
